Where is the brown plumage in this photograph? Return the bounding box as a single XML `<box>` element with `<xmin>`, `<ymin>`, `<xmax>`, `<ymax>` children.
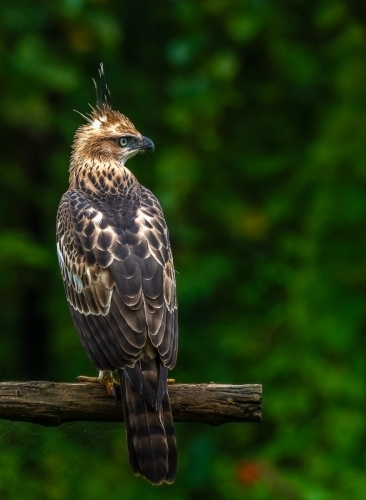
<box><xmin>56</xmin><ymin>64</ymin><xmax>178</xmax><ymax>484</ymax></box>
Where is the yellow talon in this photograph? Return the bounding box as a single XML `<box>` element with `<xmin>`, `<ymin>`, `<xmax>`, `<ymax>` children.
<box><xmin>77</xmin><ymin>371</ymin><xmax>118</xmax><ymax>400</ymax></box>
<box><xmin>167</xmin><ymin>378</ymin><xmax>175</xmax><ymax>384</ymax></box>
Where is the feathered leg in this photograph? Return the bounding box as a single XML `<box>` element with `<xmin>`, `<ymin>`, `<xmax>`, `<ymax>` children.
<box><xmin>119</xmin><ymin>359</ymin><xmax>177</xmax><ymax>484</ymax></box>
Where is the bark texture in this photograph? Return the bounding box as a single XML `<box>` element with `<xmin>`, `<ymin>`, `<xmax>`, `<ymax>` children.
<box><xmin>0</xmin><ymin>381</ymin><xmax>262</xmax><ymax>427</ymax></box>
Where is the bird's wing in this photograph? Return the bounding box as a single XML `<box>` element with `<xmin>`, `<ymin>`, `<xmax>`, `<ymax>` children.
<box><xmin>137</xmin><ymin>187</ymin><xmax>178</xmax><ymax>369</ymax></box>
<box><xmin>56</xmin><ymin>188</ymin><xmax>177</xmax><ymax>371</ymax></box>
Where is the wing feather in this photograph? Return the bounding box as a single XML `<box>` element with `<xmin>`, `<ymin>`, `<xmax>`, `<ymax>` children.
<box><xmin>56</xmin><ymin>186</ymin><xmax>178</xmax><ymax>371</ymax></box>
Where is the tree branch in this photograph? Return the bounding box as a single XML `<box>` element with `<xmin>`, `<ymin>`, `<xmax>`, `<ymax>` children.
<box><xmin>0</xmin><ymin>381</ymin><xmax>262</xmax><ymax>427</ymax></box>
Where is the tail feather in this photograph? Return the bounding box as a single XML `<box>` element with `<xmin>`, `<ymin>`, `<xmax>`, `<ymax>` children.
<box><xmin>120</xmin><ymin>375</ymin><xmax>139</xmax><ymax>475</ymax></box>
<box><xmin>161</xmin><ymin>390</ymin><xmax>178</xmax><ymax>483</ymax></box>
<box><xmin>119</xmin><ymin>360</ymin><xmax>177</xmax><ymax>484</ymax></box>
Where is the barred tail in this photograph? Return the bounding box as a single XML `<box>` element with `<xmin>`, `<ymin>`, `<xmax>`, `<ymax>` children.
<box><xmin>119</xmin><ymin>360</ymin><xmax>177</xmax><ymax>485</ymax></box>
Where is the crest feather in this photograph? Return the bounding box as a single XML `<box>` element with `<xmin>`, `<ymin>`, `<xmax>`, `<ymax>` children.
<box><xmin>73</xmin><ymin>64</ymin><xmax>137</xmax><ymax>133</ymax></box>
<box><xmin>93</xmin><ymin>62</ymin><xmax>111</xmax><ymax>110</ymax></box>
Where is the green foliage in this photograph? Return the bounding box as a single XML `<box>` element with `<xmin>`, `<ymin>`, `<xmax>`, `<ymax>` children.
<box><xmin>0</xmin><ymin>0</ymin><xmax>366</xmax><ymax>498</ymax></box>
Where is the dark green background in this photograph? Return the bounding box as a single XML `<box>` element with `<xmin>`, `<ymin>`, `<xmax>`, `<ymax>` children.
<box><xmin>1</xmin><ymin>1</ymin><xmax>366</xmax><ymax>498</ymax></box>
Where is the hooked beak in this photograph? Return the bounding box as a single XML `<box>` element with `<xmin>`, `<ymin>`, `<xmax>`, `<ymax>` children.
<box><xmin>141</xmin><ymin>136</ymin><xmax>155</xmax><ymax>152</ymax></box>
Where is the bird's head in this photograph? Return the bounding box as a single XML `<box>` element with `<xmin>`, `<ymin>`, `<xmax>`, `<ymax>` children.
<box><xmin>72</xmin><ymin>64</ymin><xmax>154</xmax><ymax>166</ymax></box>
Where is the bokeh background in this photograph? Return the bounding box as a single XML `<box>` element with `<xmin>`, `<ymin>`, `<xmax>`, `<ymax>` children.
<box><xmin>1</xmin><ymin>0</ymin><xmax>366</xmax><ymax>498</ymax></box>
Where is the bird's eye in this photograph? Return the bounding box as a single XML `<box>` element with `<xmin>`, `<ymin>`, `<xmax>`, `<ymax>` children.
<box><xmin>119</xmin><ymin>137</ymin><xmax>128</xmax><ymax>147</ymax></box>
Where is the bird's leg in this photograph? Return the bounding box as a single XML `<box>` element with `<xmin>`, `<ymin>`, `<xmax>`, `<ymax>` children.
<box><xmin>167</xmin><ymin>379</ymin><xmax>175</xmax><ymax>384</ymax></box>
<box><xmin>77</xmin><ymin>370</ymin><xmax>118</xmax><ymax>402</ymax></box>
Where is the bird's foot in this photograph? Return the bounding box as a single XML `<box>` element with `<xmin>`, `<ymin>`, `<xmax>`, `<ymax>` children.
<box><xmin>77</xmin><ymin>370</ymin><xmax>118</xmax><ymax>403</ymax></box>
<box><xmin>167</xmin><ymin>378</ymin><xmax>175</xmax><ymax>384</ymax></box>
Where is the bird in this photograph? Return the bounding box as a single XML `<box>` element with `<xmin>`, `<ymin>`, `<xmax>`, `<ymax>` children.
<box><xmin>56</xmin><ymin>63</ymin><xmax>178</xmax><ymax>484</ymax></box>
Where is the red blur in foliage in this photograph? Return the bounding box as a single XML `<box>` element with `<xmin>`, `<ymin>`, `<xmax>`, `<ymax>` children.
<box><xmin>236</xmin><ymin>461</ymin><xmax>262</xmax><ymax>486</ymax></box>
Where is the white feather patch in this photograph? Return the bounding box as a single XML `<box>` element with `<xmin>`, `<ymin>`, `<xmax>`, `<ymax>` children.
<box><xmin>56</xmin><ymin>242</ymin><xmax>65</xmax><ymax>271</ymax></box>
<box><xmin>72</xmin><ymin>274</ymin><xmax>83</xmax><ymax>293</ymax></box>
<box><xmin>92</xmin><ymin>119</ymin><xmax>101</xmax><ymax>130</ymax></box>
<box><xmin>94</xmin><ymin>212</ymin><xmax>103</xmax><ymax>224</ymax></box>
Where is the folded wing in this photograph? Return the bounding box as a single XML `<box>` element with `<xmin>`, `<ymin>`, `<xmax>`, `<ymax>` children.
<box><xmin>56</xmin><ymin>187</ymin><xmax>178</xmax><ymax>371</ymax></box>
